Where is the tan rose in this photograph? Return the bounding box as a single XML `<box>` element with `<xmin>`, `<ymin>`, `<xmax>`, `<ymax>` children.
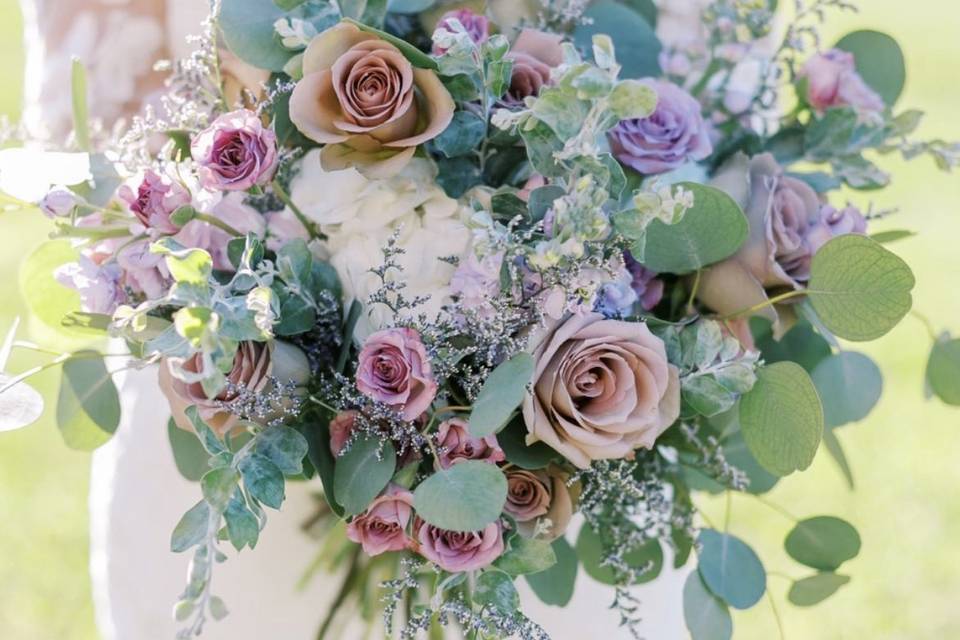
<box><xmin>522</xmin><ymin>313</ymin><xmax>681</xmax><ymax>469</ymax></box>
<box><xmin>503</xmin><ymin>465</ymin><xmax>576</xmax><ymax>541</ymax></box>
<box><xmin>289</xmin><ymin>22</ymin><xmax>455</xmax><ymax>178</ymax></box>
<box><xmin>160</xmin><ymin>341</ymin><xmax>310</xmax><ymax>436</ymax></box>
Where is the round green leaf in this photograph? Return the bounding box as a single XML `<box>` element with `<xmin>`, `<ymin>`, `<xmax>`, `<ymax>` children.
<box><xmin>57</xmin><ymin>351</ymin><xmax>120</xmax><ymax>450</ymax></box>
<box><xmin>0</xmin><ymin>375</ymin><xmax>44</xmax><ymax>433</ymax></box>
<box><xmin>494</xmin><ymin>535</ymin><xmax>556</xmax><ymax>576</ymax></box>
<box><xmin>576</xmin><ymin>526</ymin><xmax>663</xmax><ymax>585</ymax></box>
<box><xmin>752</xmin><ymin>318</ymin><xmax>831</xmax><ymax>373</ymax></box>
<box><xmin>497</xmin><ymin>417</ymin><xmax>560</xmax><ymax>470</ymax></box>
<box><xmin>168</xmin><ymin>418</ymin><xmax>210</xmax><ymax>482</ymax></box>
<box><xmin>524</xmin><ymin>537</ymin><xmax>578</xmax><ymax>607</ymax></box>
<box><xmin>334</xmin><ymin>436</ymin><xmax>396</xmax><ymax>516</ymax></box>
<box><xmin>683</xmin><ymin>571</ymin><xmax>733</xmax><ymax>640</ymax></box>
<box><xmin>785</xmin><ymin>516</ymin><xmax>861</xmax><ymax>571</ymax></box>
<box><xmin>640</xmin><ymin>183</ymin><xmax>749</xmax><ymax>274</ymax></box>
<box><xmin>697</xmin><ymin>529</ymin><xmax>766</xmax><ymax>610</ymax></box>
<box><xmin>927</xmin><ymin>337</ymin><xmax>960</xmax><ymax>406</ymax></box>
<box><xmin>739</xmin><ymin>362</ymin><xmax>824</xmax><ymax>477</ymax></box>
<box><xmin>469</xmin><ymin>353</ymin><xmax>534</xmax><ymax>438</ymax></box>
<box><xmin>19</xmin><ymin>240</ymin><xmax>84</xmax><ymax>336</ymax></box>
<box><xmin>413</xmin><ymin>461</ymin><xmax>507</xmax><ymax>532</ymax></box>
<box><xmin>574</xmin><ymin>0</ymin><xmax>661</xmax><ymax>79</ymax></box>
<box><xmin>220</xmin><ymin>0</ymin><xmax>293</xmax><ymax>72</ymax></box>
<box><xmin>811</xmin><ymin>352</ymin><xmax>882</xmax><ymax>427</ymax></box>
<box><xmin>474</xmin><ymin>570</ymin><xmax>520</xmax><ymax>613</ymax></box>
<box><xmin>387</xmin><ymin>0</ymin><xmax>436</xmax><ymax>13</ymax></box>
<box><xmin>722</xmin><ymin>431</ymin><xmax>778</xmax><ymax>495</ymax></box>
<box><xmin>835</xmin><ymin>30</ymin><xmax>905</xmax><ymax>106</ymax></box>
<box><xmin>788</xmin><ymin>573</ymin><xmax>851</xmax><ymax>607</ymax></box>
<box><xmin>808</xmin><ymin>235</ymin><xmax>915</xmax><ymax>342</ymax></box>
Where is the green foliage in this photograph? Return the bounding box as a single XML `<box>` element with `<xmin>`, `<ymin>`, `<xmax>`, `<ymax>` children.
<box><xmin>497</xmin><ymin>417</ymin><xmax>560</xmax><ymax>469</ymax></box>
<box><xmin>494</xmin><ymin>535</ymin><xmax>557</xmax><ymax>576</ymax></box>
<box><xmin>739</xmin><ymin>362</ymin><xmax>824</xmax><ymax>477</ymax></box>
<box><xmin>171</xmin><ymin>500</ymin><xmax>212</xmax><ymax>553</ymax></box>
<box><xmin>697</xmin><ymin>529</ymin><xmax>766</xmax><ymax>610</ymax></box>
<box><xmin>576</xmin><ymin>526</ymin><xmax>663</xmax><ymax>585</ymax></box>
<box><xmin>220</xmin><ymin>0</ymin><xmax>337</xmax><ymax>71</ymax></box>
<box><xmin>343</xmin><ymin>18</ymin><xmax>437</xmax><ymax>69</ymax></box>
<box><xmin>788</xmin><ymin>573</ymin><xmax>851</xmax><ymax>607</ymax></box>
<box><xmin>722</xmin><ymin>431</ymin><xmax>779</xmax><ymax>494</ymax></box>
<box><xmin>224</xmin><ymin>489</ymin><xmax>260</xmax><ymax>550</ymax></box>
<box><xmin>333</xmin><ymin>436</ymin><xmax>396</xmax><ymax>515</ymax></box>
<box><xmin>238</xmin><ymin>453</ymin><xmax>286</xmax><ymax>509</ymax></box>
<box><xmin>474</xmin><ymin>570</ymin><xmax>519</xmax><ymax>613</ymax></box>
<box><xmin>169</xmin><ymin>418</ymin><xmax>210</xmax><ymax>482</ymax></box>
<box><xmin>304</xmin><ymin>412</ymin><xmax>344</xmax><ymax>515</ymax></box>
<box><xmin>835</xmin><ymin>30</ymin><xmax>905</xmax><ymax>106</ymax></box>
<box><xmin>808</xmin><ymin>234</ymin><xmax>915</xmax><ymax>341</ymax></box>
<box><xmin>252</xmin><ymin>425</ymin><xmax>309</xmax><ymax>475</ymax></box>
<box><xmin>433</xmin><ymin>111</ymin><xmax>487</xmax><ymax>158</ymax></box>
<box><xmin>638</xmin><ymin>183</ymin><xmax>749</xmax><ymax>274</ymax></box>
<box><xmin>683</xmin><ymin>571</ymin><xmax>733</xmax><ymax>640</ymax></box>
<box><xmin>19</xmin><ymin>240</ymin><xmax>84</xmax><ymax>336</ymax></box>
<box><xmin>412</xmin><ymin>461</ymin><xmax>507</xmax><ymax>532</ymax></box>
<box><xmin>751</xmin><ymin>318</ymin><xmax>832</xmax><ymax>373</ymax></box>
<box><xmin>387</xmin><ymin>0</ymin><xmax>435</xmax><ymax>13</ymax></box>
<box><xmin>811</xmin><ymin>352</ymin><xmax>883</xmax><ymax>427</ymax></box>
<box><xmin>785</xmin><ymin>516</ymin><xmax>861</xmax><ymax>571</ymax></box>
<box><xmin>676</xmin><ymin>320</ymin><xmax>759</xmax><ymax>418</ymax></box>
<box><xmin>926</xmin><ymin>336</ymin><xmax>960</xmax><ymax>406</ymax></box>
<box><xmin>574</xmin><ymin>0</ymin><xmax>661</xmax><ymax>79</ymax></box>
<box><xmin>56</xmin><ymin>352</ymin><xmax>120</xmax><ymax>450</ymax></box>
<box><xmin>524</xmin><ymin>537</ymin><xmax>578</xmax><ymax>606</ymax></box>
<box><xmin>468</xmin><ymin>353</ymin><xmax>534</xmax><ymax>438</ymax></box>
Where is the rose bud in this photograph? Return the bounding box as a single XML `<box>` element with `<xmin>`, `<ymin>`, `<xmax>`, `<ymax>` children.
<box><xmin>799</xmin><ymin>49</ymin><xmax>884</xmax><ymax>115</ymax></box>
<box><xmin>191</xmin><ymin>109</ymin><xmax>279</xmax><ymax>191</ymax></box>
<box><xmin>39</xmin><ymin>187</ymin><xmax>79</xmax><ymax>218</ymax></box>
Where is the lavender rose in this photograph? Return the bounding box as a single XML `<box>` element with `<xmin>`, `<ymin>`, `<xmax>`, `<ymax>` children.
<box><xmin>415</xmin><ymin>519</ymin><xmax>504</xmax><ymax>572</ymax></box>
<box><xmin>346</xmin><ymin>485</ymin><xmax>415</xmax><ymax>556</ymax></box>
<box><xmin>608</xmin><ymin>79</ymin><xmax>713</xmax><ymax>175</ymax></box>
<box><xmin>118</xmin><ymin>169</ymin><xmax>190</xmax><ymax>234</ymax></box>
<box><xmin>191</xmin><ymin>109</ymin><xmax>278</xmax><ymax>191</ymax></box>
<box><xmin>502</xmin><ymin>29</ymin><xmax>564</xmax><ymax>105</ymax></box>
<box><xmin>503</xmin><ymin>465</ymin><xmax>575</xmax><ymax>541</ymax></box>
<box><xmin>523</xmin><ymin>313</ymin><xmax>681</xmax><ymax>469</ymax></box>
<box><xmin>435</xmin><ymin>418</ymin><xmax>505</xmax><ymax>469</ymax></box>
<box><xmin>432</xmin><ymin>9</ymin><xmax>490</xmax><ymax>55</ymax></box>
<box><xmin>289</xmin><ymin>22</ymin><xmax>454</xmax><ymax>178</ymax></box>
<box><xmin>356</xmin><ymin>328</ymin><xmax>438</xmax><ymax>421</ymax></box>
<box><xmin>160</xmin><ymin>341</ymin><xmax>310</xmax><ymax>436</ymax></box>
<box><xmin>799</xmin><ymin>49</ymin><xmax>884</xmax><ymax>115</ymax></box>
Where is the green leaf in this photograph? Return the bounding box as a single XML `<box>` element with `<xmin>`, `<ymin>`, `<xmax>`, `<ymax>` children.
<box><xmin>224</xmin><ymin>489</ymin><xmax>260</xmax><ymax>551</ymax></box>
<box><xmin>531</xmin><ymin>89</ymin><xmax>590</xmax><ymax>141</ymax></box>
<box><xmin>219</xmin><ymin>0</ymin><xmax>294</xmax><ymax>72</ymax></box>
<box><xmin>807</xmin><ymin>234</ymin><xmax>915</xmax><ymax>342</ymax></box>
<box><xmin>171</xmin><ymin>501</ymin><xmax>211</xmax><ymax>553</ymax></box>
<box><xmin>609</xmin><ymin>79</ymin><xmax>658</xmax><ymax>120</ymax></box>
<box><xmin>870</xmin><ymin>229</ymin><xmax>915</xmax><ymax>244</ymax></box>
<box><xmin>333</xmin><ymin>436</ymin><xmax>396</xmax><ymax>516</ymax></box>
<box><xmin>739</xmin><ymin>362</ymin><xmax>824</xmax><ymax>477</ymax></box>
<box><xmin>71</xmin><ymin>58</ymin><xmax>91</xmax><ymax>152</ymax></box>
<box><xmin>468</xmin><ymin>353</ymin><xmax>534</xmax><ymax>438</ymax></box>
<box><xmin>253</xmin><ymin>425</ymin><xmax>309</xmax><ymax>475</ymax></box>
<box><xmin>201</xmin><ymin>467</ymin><xmax>240</xmax><ymax>511</ymax></box>
<box><xmin>788</xmin><ymin>573</ymin><xmax>851</xmax><ymax>607</ymax></box>
<box><xmin>811</xmin><ymin>352</ymin><xmax>882</xmax><ymax>427</ymax></box>
<box><xmin>682</xmin><ymin>375</ymin><xmax>737</xmax><ymax>418</ymax></box>
<box><xmin>184</xmin><ymin>405</ymin><xmax>228</xmax><ymax>456</ymax></box>
<box><xmin>152</xmin><ymin>239</ymin><xmax>213</xmax><ymax>286</ymax></box>
<box><xmin>387</xmin><ymin>0</ymin><xmax>435</xmax><ymax>13</ymax></box>
<box><xmin>413</xmin><ymin>460</ymin><xmax>507</xmax><ymax>532</ymax></box>
<box><xmin>573</xmin><ymin>0</ymin><xmax>661</xmax><ymax>79</ymax></box>
<box><xmin>238</xmin><ymin>453</ymin><xmax>286</xmax><ymax>509</ymax></box>
<box><xmin>722</xmin><ymin>430</ymin><xmax>778</xmax><ymax>495</ymax></box>
<box><xmin>304</xmin><ymin>414</ymin><xmax>343</xmax><ymax>516</ymax></box>
<box><xmin>343</xmin><ymin>18</ymin><xmax>438</xmax><ymax>70</ymax></box>
<box><xmin>640</xmin><ymin>183</ymin><xmax>749</xmax><ymax>274</ymax></box>
<box><xmin>497</xmin><ymin>416</ymin><xmax>560</xmax><ymax>470</ymax></box>
<box><xmin>57</xmin><ymin>352</ymin><xmax>120</xmax><ymax>450</ymax></box>
<box><xmin>752</xmin><ymin>318</ymin><xmax>831</xmax><ymax>373</ymax></box>
<box><xmin>524</xmin><ymin>537</ymin><xmax>578</xmax><ymax>606</ymax></box>
<box><xmin>19</xmin><ymin>240</ymin><xmax>85</xmax><ymax>337</ymax></box>
<box><xmin>577</xmin><ymin>526</ymin><xmax>663</xmax><ymax>585</ymax></box>
<box><xmin>474</xmin><ymin>570</ymin><xmax>519</xmax><ymax>613</ymax></box>
<box><xmin>822</xmin><ymin>427</ymin><xmax>855</xmax><ymax>489</ymax></box>
<box><xmin>433</xmin><ymin>111</ymin><xmax>487</xmax><ymax>158</ymax></box>
<box><xmin>926</xmin><ymin>337</ymin><xmax>960</xmax><ymax>406</ymax></box>
<box><xmin>0</xmin><ymin>375</ymin><xmax>44</xmax><ymax>433</ymax></box>
<box><xmin>683</xmin><ymin>571</ymin><xmax>733</xmax><ymax>640</ymax></box>
<box><xmin>785</xmin><ymin>516</ymin><xmax>861</xmax><ymax>571</ymax></box>
<box><xmin>835</xmin><ymin>30</ymin><xmax>905</xmax><ymax>106</ymax></box>
<box><xmin>494</xmin><ymin>536</ymin><xmax>557</xmax><ymax>576</ymax></box>
<box><xmin>697</xmin><ymin>529</ymin><xmax>766</xmax><ymax>610</ymax></box>
<box><xmin>168</xmin><ymin>418</ymin><xmax>211</xmax><ymax>482</ymax></box>
<box><xmin>527</xmin><ymin>185</ymin><xmax>565</xmax><ymax>223</ymax></box>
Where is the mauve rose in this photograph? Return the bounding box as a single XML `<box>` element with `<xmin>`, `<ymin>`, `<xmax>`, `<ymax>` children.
<box><xmin>523</xmin><ymin>313</ymin><xmax>681</xmax><ymax>469</ymax></box>
<box><xmin>356</xmin><ymin>328</ymin><xmax>438</xmax><ymax>421</ymax></box>
<box><xmin>160</xmin><ymin>341</ymin><xmax>310</xmax><ymax>436</ymax></box>
<box><xmin>624</xmin><ymin>251</ymin><xmax>665</xmax><ymax>311</ymax></box>
<box><xmin>435</xmin><ymin>417</ymin><xmax>505</xmax><ymax>469</ymax></box>
<box><xmin>191</xmin><ymin>109</ymin><xmax>278</xmax><ymax>191</ymax></box>
<box><xmin>329</xmin><ymin>410</ymin><xmax>359</xmax><ymax>456</ymax></box>
<box><xmin>118</xmin><ymin>169</ymin><xmax>190</xmax><ymax>234</ymax></box>
<box><xmin>415</xmin><ymin>519</ymin><xmax>505</xmax><ymax>572</ymax></box>
<box><xmin>433</xmin><ymin>9</ymin><xmax>490</xmax><ymax>55</ymax></box>
<box><xmin>608</xmin><ymin>79</ymin><xmax>713</xmax><ymax>175</ymax></box>
<box><xmin>502</xmin><ymin>29</ymin><xmax>564</xmax><ymax>105</ymax></box>
<box><xmin>800</xmin><ymin>49</ymin><xmax>884</xmax><ymax>114</ymax></box>
<box><xmin>503</xmin><ymin>465</ymin><xmax>574</xmax><ymax>541</ymax></box>
<box><xmin>346</xmin><ymin>485</ymin><xmax>415</xmax><ymax>556</ymax></box>
<box><xmin>290</xmin><ymin>23</ymin><xmax>454</xmax><ymax>178</ymax></box>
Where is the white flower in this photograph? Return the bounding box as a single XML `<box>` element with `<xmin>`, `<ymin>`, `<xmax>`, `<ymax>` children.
<box><xmin>290</xmin><ymin>151</ymin><xmax>472</xmax><ymax>339</ymax></box>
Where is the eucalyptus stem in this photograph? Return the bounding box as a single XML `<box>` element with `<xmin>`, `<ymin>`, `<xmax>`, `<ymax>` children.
<box><xmin>910</xmin><ymin>309</ymin><xmax>939</xmax><ymax>342</ymax></box>
<box><xmin>194</xmin><ymin>212</ymin><xmax>243</xmax><ymax>237</ymax></box>
<box><xmin>720</xmin><ymin>289</ymin><xmax>807</xmax><ymax>320</ymax></box>
<box><xmin>750</xmin><ymin>493</ymin><xmax>799</xmax><ymax>523</ymax></box>
<box><xmin>686</xmin><ymin>269</ymin><xmax>702</xmax><ymax>316</ymax></box>
<box><xmin>272</xmin><ymin>179</ymin><xmax>323</xmax><ymax>240</ymax></box>
<box><xmin>767</xmin><ymin>588</ymin><xmax>787</xmax><ymax>640</ymax></box>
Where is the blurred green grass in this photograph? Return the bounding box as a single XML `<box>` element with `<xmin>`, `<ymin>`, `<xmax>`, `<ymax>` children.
<box><xmin>0</xmin><ymin>1</ymin><xmax>957</xmax><ymax>639</ymax></box>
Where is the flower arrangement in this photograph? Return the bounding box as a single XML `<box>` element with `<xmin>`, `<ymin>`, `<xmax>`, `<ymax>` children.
<box><xmin>2</xmin><ymin>1</ymin><xmax>959</xmax><ymax>639</ymax></box>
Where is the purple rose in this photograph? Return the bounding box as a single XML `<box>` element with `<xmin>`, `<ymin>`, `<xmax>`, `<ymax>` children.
<box><xmin>356</xmin><ymin>328</ymin><xmax>438</xmax><ymax>421</ymax></box>
<box><xmin>118</xmin><ymin>169</ymin><xmax>191</xmax><ymax>234</ymax></box>
<box><xmin>55</xmin><ymin>255</ymin><xmax>125</xmax><ymax>314</ymax></box>
<box><xmin>432</xmin><ymin>9</ymin><xmax>490</xmax><ymax>55</ymax></box>
<box><xmin>435</xmin><ymin>418</ymin><xmax>505</xmax><ymax>469</ymax></box>
<box><xmin>346</xmin><ymin>485</ymin><xmax>415</xmax><ymax>556</ymax></box>
<box><xmin>800</xmin><ymin>49</ymin><xmax>884</xmax><ymax>115</ymax></box>
<box><xmin>608</xmin><ymin>79</ymin><xmax>713</xmax><ymax>175</ymax></box>
<box><xmin>415</xmin><ymin>519</ymin><xmax>504</xmax><ymax>572</ymax></box>
<box><xmin>39</xmin><ymin>187</ymin><xmax>79</xmax><ymax>218</ymax></box>
<box><xmin>191</xmin><ymin>109</ymin><xmax>278</xmax><ymax>191</ymax></box>
<box><xmin>624</xmin><ymin>251</ymin><xmax>665</xmax><ymax>311</ymax></box>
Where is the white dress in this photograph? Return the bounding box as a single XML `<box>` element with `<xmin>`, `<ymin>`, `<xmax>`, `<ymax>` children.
<box><xmin>21</xmin><ymin>2</ymin><xmax>691</xmax><ymax>638</ymax></box>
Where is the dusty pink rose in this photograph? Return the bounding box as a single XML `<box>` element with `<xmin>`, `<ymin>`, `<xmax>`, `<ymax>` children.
<box><xmin>435</xmin><ymin>418</ymin><xmax>505</xmax><ymax>469</ymax></box>
<box><xmin>523</xmin><ymin>313</ymin><xmax>681</xmax><ymax>468</ymax></box>
<box><xmin>329</xmin><ymin>410</ymin><xmax>359</xmax><ymax>456</ymax></box>
<box><xmin>432</xmin><ymin>9</ymin><xmax>490</xmax><ymax>55</ymax></box>
<box><xmin>503</xmin><ymin>465</ymin><xmax>575</xmax><ymax>540</ymax></box>
<box><xmin>356</xmin><ymin>328</ymin><xmax>438</xmax><ymax>421</ymax></box>
<box><xmin>289</xmin><ymin>22</ymin><xmax>454</xmax><ymax>178</ymax></box>
<box><xmin>415</xmin><ymin>519</ymin><xmax>505</xmax><ymax>572</ymax></box>
<box><xmin>191</xmin><ymin>109</ymin><xmax>278</xmax><ymax>191</ymax></box>
<box><xmin>160</xmin><ymin>341</ymin><xmax>310</xmax><ymax>436</ymax></box>
<box><xmin>118</xmin><ymin>169</ymin><xmax>191</xmax><ymax>234</ymax></box>
<box><xmin>502</xmin><ymin>29</ymin><xmax>564</xmax><ymax>105</ymax></box>
<box><xmin>799</xmin><ymin>49</ymin><xmax>884</xmax><ymax>114</ymax></box>
<box><xmin>346</xmin><ymin>485</ymin><xmax>415</xmax><ymax>556</ymax></box>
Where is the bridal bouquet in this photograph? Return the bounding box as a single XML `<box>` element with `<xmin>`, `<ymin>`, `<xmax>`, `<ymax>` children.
<box><xmin>2</xmin><ymin>0</ymin><xmax>959</xmax><ymax>638</ymax></box>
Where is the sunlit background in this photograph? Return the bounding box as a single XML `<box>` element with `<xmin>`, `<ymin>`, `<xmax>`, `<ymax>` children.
<box><xmin>0</xmin><ymin>1</ymin><xmax>957</xmax><ymax>638</ymax></box>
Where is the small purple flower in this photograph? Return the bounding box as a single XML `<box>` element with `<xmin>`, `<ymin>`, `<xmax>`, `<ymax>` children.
<box><xmin>608</xmin><ymin>79</ymin><xmax>713</xmax><ymax>175</ymax></box>
<box><xmin>433</xmin><ymin>9</ymin><xmax>490</xmax><ymax>55</ymax></box>
<box><xmin>449</xmin><ymin>251</ymin><xmax>503</xmax><ymax>313</ymax></box>
<box><xmin>55</xmin><ymin>255</ymin><xmax>125</xmax><ymax>314</ymax></box>
<box><xmin>191</xmin><ymin>109</ymin><xmax>278</xmax><ymax>191</ymax></box>
<box><xmin>624</xmin><ymin>252</ymin><xmax>665</xmax><ymax>311</ymax></box>
<box><xmin>39</xmin><ymin>187</ymin><xmax>79</xmax><ymax>219</ymax></box>
<box><xmin>597</xmin><ymin>266</ymin><xmax>639</xmax><ymax>317</ymax></box>
<box><xmin>118</xmin><ymin>169</ymin><xmax>191</xmax><ymax>234</ymax></box>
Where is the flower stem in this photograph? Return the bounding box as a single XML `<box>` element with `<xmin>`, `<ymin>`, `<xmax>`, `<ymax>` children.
<box><xmin>720</xmin><ymin>289</ymin><xmax>807</xmax><ymax>320</ymax></box>
<box><xmin>194</xmin><ymin>212</ymin><xmax>243</xmax><ymax>237</ymax></box>
<box><xmin>272</xmin><ymin>179</ymin><xmax>324</xmax><ymax>240</ymax></box>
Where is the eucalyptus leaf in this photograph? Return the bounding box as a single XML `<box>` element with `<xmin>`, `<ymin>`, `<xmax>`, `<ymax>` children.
<box><xmin>683</xmin><ymin>571</ymin><xmax>733</xmax><ymax>640</ymax></box>
<box><xmin>171</xmin><ymin>500</ymin><xmax>211</xmax><ymax>553</ymax></box>
<box><xmin>0</xmin><ymin>375</ymin><xmax>44</xmax><ymax>433</ymax></box>
<box><xmin>413</xmin><ymin>461</ymin><xmax>507</xmax><ymax>532</ymax></box>
<box><xmin>220</xmin><ymin>0</ymin><xmax>297</xmax><ymax>71</ymax></box>
<box><xmin>788</xmin><ymin>573</ymin><xmax>851</xmax><ymax>607</ymax></box>
<box><xmin>57</xmin><ymin>352</ymin><xmax>120</xmax><ymax>450</ymax></box>
<box><xmin>811</xmin><ymin>352</ymin><xmax>882</xmax><ymax>427</ymax></box>
<box><xmin>926</xmin><ymin>337</ymin><xmax>960</xmax><ymax>406</ymax></box>
<box><xmin>574</xmin><ymin>0</ymin><xmax>661</xmax><ymax>79</ymax></box>
<box><xmin>201</xmin><ymin>467</ymin><xmax>240</xmax><ymax>511</ymax></box>
<box><xmin>238</xmin><ymin>453</ymin><xmax>286</xmax><ymax>509</ymax></box>
<box><xmin>577</xmin><ymin>526</ymin><xmax>663</xmax><ymax>585</ymax></box>
<box><xmin>870</xmin><ymin>229</ymin><xmax>915</xmax><ymax>244</ymax></box>
<box><xmin>822</xmin><ymin>427</ymin><xmax>855</xmax><ymax>489</ymax></box>
<box><xmin>253</xmin><ymin>425</ymin><xmax>309</xmax><ymax>475</ymax></box>
<box><xmin>494</xmin><ymin>535</ymin><xmax>557</xmax><ymax>576</ymax></box>
<box><xmin>697</xmin><ymin>529</ymin><xmax>766</xmax><ymax>609</ymax></box>
<box><xmin>387</xmin><ymin>0</ymin><xmax>435</xmax><ymax>13</ymax></box>
<box><xmin>168</xmin><ymin>418</ymin><xmax>211</xmax><ymax>482</ymax></box>
<box><xmin>304</xmin><ymin>413</ymin><xmax>343</xmax><ymax>516</ymax></box>
<box><xmin>469</xmin><ymin>353</ymin><xmax>534</xmax><ymax>437</ymax></box>
<box><xmin>19</xmin><ymin>240</ymin><xmax>84</xmax><ymax>337</ymax></box>
<box><xmin>224</xmin><ymin>489</ymin><xmax>260</xmax><ymax>551</ymax></box>
<box><xmin>497</xmin><ymin>416</ymin><xmax>560</xmax><ymax>469</ymax></box>
<box><xmin>785</xmin><ymin>516</ymin><xmax>861</xmax><ymax>571</ymax></box>
<box><xmin>433</xmin><ymin>111</ymin><xmax>487</xmax><ymax>158</ymax></box>
<box><xmin>334</xmin><ymin>437</ymin><xmax>396</xmax><ymax>516</ymax></box>
<box><xmin>835</xmin><ymin>30</ymin><xmax>905</xmax><ymax>106</ymax></box>
<box><xmin>474</xmin><ymin>570</ymin><xmax>519</xmax><ymax>613</ymax></box>
<box><xmin>524</xmin><ymin>537</ymin><xmax>578</xmax><ymax>606</ymax></box>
